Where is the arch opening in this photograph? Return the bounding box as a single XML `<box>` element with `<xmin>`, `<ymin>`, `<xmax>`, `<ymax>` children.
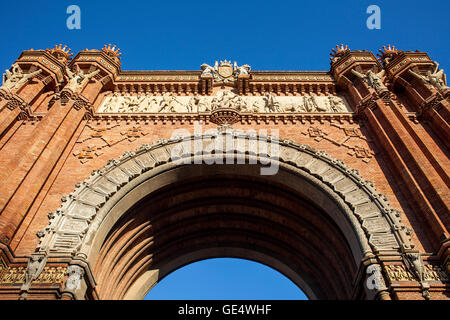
<box><xmin>144</xmin><ymin>258</ymin><xmax>309</xmax><ymax>300</ymax></box>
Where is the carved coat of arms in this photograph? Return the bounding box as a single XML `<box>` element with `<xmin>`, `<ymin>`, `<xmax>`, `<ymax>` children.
<box><xmin>201</xmin><ymin>60</ymin><xmax>251</xmax><ymax>83</ymax></box>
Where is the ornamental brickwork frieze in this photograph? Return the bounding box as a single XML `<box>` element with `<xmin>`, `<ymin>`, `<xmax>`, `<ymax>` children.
<box><xmin>73</xmin><ymin>123</ymin><xmax>148</xmax><ymax>164</ymax></box>
<box><xmin>301</xmin><ymin>124</ymin><xmax>375</xmax><ymax>163</ymax></box>
<box><xmin>0</xmin><ymin>88</ymin><xmax>29</xmax><ymax>112</ymax></box>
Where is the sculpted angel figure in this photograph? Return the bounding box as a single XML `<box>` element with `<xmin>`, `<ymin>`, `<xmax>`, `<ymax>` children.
<box><xmin>66</xmin><ymin>66</ymin><xmax>100</xmax><ymax>92</ymax></box>
<box><xmin>201</xmin><ymin>61</ymin><xmax>218</xmax><ymax>76</ymax></box>
<box><xmin>351</xmin><ymin>68</ymin><xmax>387</xmax><ymax>93</ymax></box>
<box><xmin>409</xmin><ymin>61</ymin><xmax>448</xmax><ymax>92</ymax></box>
<box><xmin>1</xmin><ymin>64</ymin><xmax>42</xmax><ymax>91</ymax></box>
<box><xmin>234</xmin><ymin>62</ymin><xmax>251</xmax><ymax>75</ymax></box>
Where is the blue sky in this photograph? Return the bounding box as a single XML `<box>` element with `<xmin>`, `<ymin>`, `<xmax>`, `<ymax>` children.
<box><xmin>1</xmin><ymin>1</ymin><xmax>449</xmax><ymax>72</ymax></box>
<box><xmin>145</xmin><ymin>258</ymin><xmax>307</xmax><ymax>300</ymax></box>
<box><xmin>1</xmin><ymin>0</ymin><xmax>448</xmax><ymax>300</ymax></box>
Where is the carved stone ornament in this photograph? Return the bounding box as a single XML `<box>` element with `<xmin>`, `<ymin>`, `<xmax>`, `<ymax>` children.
<box><xmin>402</xmin><ymin>252</ymin><xmax>431</xmax><ymax>299</ymax></box>
<box><xmin>65</xmin><ymin>265</ymin><xmax>84</xmax><ymax>292</ymax></box>
<box><xmin>351</xmin><ymin>68</ymin><xmax>387</xmax><ymax>93</ymax></box>
<box><xmin>65</xmin><ymin>66</ymin><xmax>100</xmax><ymax>92</ymax></box>
<box><xmin>1</xmin><ymin>64</ymin><xmax>42</xmax><ymax>92</ymax></box>
<box><xmin>201</xmin><ymin>60</ymin><xmax>250</xmax><ymax>83</ymax></box>
<box><xmin>20</xmin><ymin>254</ymin><xmax>48</xmax><ymax>292</ymax></box>
<box><xmin>97</xmin><ymin>91</ymin><xmax>351</xmax><ymax>114</ymax></box>
<box><xmin>409</xmin><ymin>61</ymin><xmax>448</xmax><ymax>93</ymax></box>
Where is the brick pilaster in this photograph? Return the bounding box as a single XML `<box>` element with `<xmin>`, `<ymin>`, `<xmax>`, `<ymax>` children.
<box><xmin>332</xmin><ymin>48</ymin><xmax>449</xmax><ymax>249</ymax></box>
<box><xmin>0</xmin><ymin>48</ymin><xmax>120</xmax><ymax>245</ymax></box>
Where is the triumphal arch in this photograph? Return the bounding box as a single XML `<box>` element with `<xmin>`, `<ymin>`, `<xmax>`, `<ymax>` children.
<box><xmin>0</xmin><ymin>44</ymin><xmax>448</xmax><ymax>300</ymax></box>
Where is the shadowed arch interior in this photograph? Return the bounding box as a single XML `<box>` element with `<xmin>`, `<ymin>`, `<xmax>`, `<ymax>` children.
<box><xmin>90</xmin><ymin>165</ymin><xmax>362</xmax><ymax>300</ymax></box>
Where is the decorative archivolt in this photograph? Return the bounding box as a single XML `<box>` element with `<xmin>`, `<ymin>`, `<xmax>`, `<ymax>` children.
<box><xmin>35</xmin><ymin>130</ymin><xmax>414</xmax><ymax>262</ymax></box>
<box><xmin>98</xmin><ymin>91</ymin><xmax>351</xmax><ymax>114</ymax></box>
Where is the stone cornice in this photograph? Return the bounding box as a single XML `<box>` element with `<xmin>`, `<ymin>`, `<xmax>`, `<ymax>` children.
<box><xmin>331</xmin><ymin>51</ymin><xmax>380</xmax><ymax>78</ymax></box>
<box><xmin>72</xmin><ymin>51</ymin><xmax>121</xmax><ymax>80</ymax></box>
<box><xmin>17</xmin><ymin>50</ymin><xmax>66</xmax><ymax>84</ymax></box>
<box><xmin>113</xmin><ymin>71</ymin><xmax>334</xmax><ymax>83</ymax></box>
<box><xmin>89</xmin><ymin>112</ymin><xmax>357</xmax><ymax>125</ymax></box>
<box><xmin>385</xmin><ymin>51</ymin><xmax>433</xmax><ymax>80</ymax></box>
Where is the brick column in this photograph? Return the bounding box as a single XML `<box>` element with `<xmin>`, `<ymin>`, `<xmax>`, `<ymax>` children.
<box><xmin>0</xmin><ymin>48</ymin><xmax>121</xmax><ymax>246</ymax></box>
<box><xmin>331</xmin><ymin>48</ymin><xmax>449</xmax><ymax>250</ymax></box>
<box><xmin>386</xmin><ymin>51</ymin><xmax>450</xmax><ymax>149</ymax></box>
<box><xmin>0</xmin><ymin>52</ymin><xmax>66</xmax><ymax>139</ymax></box>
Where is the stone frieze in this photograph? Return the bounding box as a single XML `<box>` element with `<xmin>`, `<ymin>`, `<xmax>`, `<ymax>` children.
<box><xmin>97</xmin><ymin>91</ymin><xmax>351</xmax><ymax>114</ymax></box>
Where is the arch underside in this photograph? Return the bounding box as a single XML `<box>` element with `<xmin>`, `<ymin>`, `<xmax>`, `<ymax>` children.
<box><xmin>94</xmin><ymin>173</ymin><xmax>358</xmax><ymax>299</ymax></box>
<box><xmin>35</xmin><ymin>132</ymin><xmax>415</xmax><ymax>300</ymax></box>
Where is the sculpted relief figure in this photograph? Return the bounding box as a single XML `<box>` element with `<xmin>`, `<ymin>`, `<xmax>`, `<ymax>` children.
<box><xmin>124</xmin><ymin>95</ymin><xmax>146</xmax><ymax>113</ymax></box>
<box><xmin>212</xmin><ymin>91</ymin><xmax>235</xmax><ymax>110</ymax></box>
<box><xmin>158</xmin><ymin>92</ymin><xmax>177</xmax><ymax>112</ymax></box>
<box><xmin>235</xmin><ymin>63</ymin><xmax>251</xmax><ymax>75</ymax></box>
<box><xmin>158</xmin><ymin>92</ymin><xmax>189</xmax><ymax>112</ymax></box>
<box><xmin>201</xmin><ymin>62</ymin><xmax>218</xmax><ymax>77</ymax></box>
<box><xmin>138</xmin><ymin>96</ymin><xmax>158</xmax><ymax>112</ymax></box>
<box><xmin>103</xmin><ymin>92</ymin><xmax>120</xmax><ymax>112</ymax></box>
<box><xmin>21</xmin><ymin>254</ymin><xmax>47</xmax><ymax>292</ymax></box>
<box><xmin>1</xmin><ymin>64</ymin><xmax>42</xmax><ymax>92</ymax></box>
<box><xmin>328</xmin><ymin>95</ymin><xmax>348</xmax><ymax>112</ymax></box>
<box><xmin>263</xmin><ymin>93</ymin><xmax>283</xmax><ymax>112</ymax></box>
<box><xmin>303</xmin><ymin>95</ymin><xmax>321</xmax><ymax>112</ymax></box>
<box><xmin>312</xmin><ymin>94</ymin><xmax>329</xmax><ymax>112</ymax></box>
<box><xmin>187</xmin><ymin>96</ymin><xmax>211</xmax><ymax>112</ymax></box>
<box><xmin>66</xmin><ymin>66</ymin><xmax>100</xmax><ymax>92</ymax></box>
<box><xmin>409</xmin><ymin>61</ymin><xmax>448</xmax><ymax>92</ymax></box>
<box><xmin>351</xmin><ymin>68</ymin><xmax>387</xmax><ymax>93</ymax></box>
<box><xmin>98</xmin><ymin>92</ymin><xmax>349</xmax><ymax>114</ymax></box>
<box><xmin>197</xmin><ymin>97</ymin><xmax>210</xmax><ymax>112</ymax></box>
<box><xmin>186</xmin><ymin>96</ymin><xmax>199</xmax><ymax>112</ymax></box>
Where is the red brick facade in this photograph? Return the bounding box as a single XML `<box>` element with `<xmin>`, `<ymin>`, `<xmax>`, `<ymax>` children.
<box><xmin>0</xmin><ymin>44</ymin><xmax>448</xmax><ymax>300</ymax></box>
